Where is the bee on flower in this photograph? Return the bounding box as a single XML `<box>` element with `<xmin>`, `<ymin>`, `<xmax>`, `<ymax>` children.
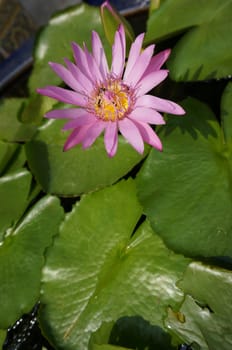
<box><xmin>37</xmin><ymin>24</ymin><xmax>185</xmax><ymax>157</ymax></box>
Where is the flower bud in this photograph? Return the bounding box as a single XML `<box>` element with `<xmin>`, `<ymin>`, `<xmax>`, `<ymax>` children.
<box><xmin>100</xmin><ymin>1</ymin><xmax>134</xmax><ymax>53</ymax></box>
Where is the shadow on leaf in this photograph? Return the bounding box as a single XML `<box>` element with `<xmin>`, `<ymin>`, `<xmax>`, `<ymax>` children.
<box><xmin>109</xmin><ymin>316</ymin><xmax>175</xmax><ymax>350</ymax></box>
<box><xmin>26</xmin><ymin>140</ymin><xmax>50</xmax><ymax>193</ymax></box>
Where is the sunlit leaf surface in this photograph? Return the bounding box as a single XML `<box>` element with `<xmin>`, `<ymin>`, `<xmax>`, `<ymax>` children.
<box><xmin>40</xmin><ymin>179</ymin><xmax>189</xmax><ymax>350</ymax></box>
<box><xmin>137</xmin><ymin>97</ymin><xmax>232</xmax><ymax>257</ymax></box>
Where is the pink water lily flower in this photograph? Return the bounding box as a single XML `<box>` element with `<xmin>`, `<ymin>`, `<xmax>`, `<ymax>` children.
<box><xmin>37</xmin><ymin>25</ymin><xmax>185</xmax><ymax>157</ymax></box>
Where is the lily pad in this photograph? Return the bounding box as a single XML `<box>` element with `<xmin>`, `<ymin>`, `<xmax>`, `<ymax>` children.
<box><xmin>0</xmin><ymin>169</ymin><xmax>32</xmax><ymax>241</ymax></box>
<box><xmin>0</xmin><ymin>195</ymin><xmax>64</xmax><ymax>329</ymax></box>
<box><xmin>146</xmin><ymin>0</ymin><xmax>232</xmax><ymax>81</ymax></box>
<box><xmin>40</xmin><ymin>179</ymin><xmax>189</xmax><ymax>350</ymax></box>
<box><xmin>136</xmin><ymin>97</ymin><xmax>232</xmax><ymax>257</ymax></box>
<box><xmin>166</xmin><ymin>262</ymin><xmax>232</xmax><ymax>349</ymax></box>
<box><xmin>0</xmin><ymin>98</ymin><xmax>36</xmax><ymax>142</ymax></box>
<box><xmin>26</xmin><ymin>119</ymin><xmax>149</xmax><ymax>196</ymax></box>
<box><xmin>29</xmin><ymin>3</ymin><xmax>109</xmax><ymax>92</ymax></box>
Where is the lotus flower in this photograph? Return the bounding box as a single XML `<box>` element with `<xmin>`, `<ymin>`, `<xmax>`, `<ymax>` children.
<box><xmin>37</xmin><ymin>25</ymin><xmax>185</xmax><ymax>157</ymax></box>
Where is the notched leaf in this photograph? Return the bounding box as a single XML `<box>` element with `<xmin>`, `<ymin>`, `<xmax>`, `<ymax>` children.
<box><xmin>166</xmin><ymin>262</ymin><xmax>232</xmax><ymax>349</ymax></box>
<box><xmin>137</xmin><ymin>97</ymin><xmax>232</xmax><ymax>257</ymax></box>
<box><xmin>40</xmin><ymin>179</ymin><xmax>189</xmax><ymax>350</ymax></box>
<box><xmin>146</xmin><ymin>0</ymin><xmax>232</xmax><ymax>81</ymax></box>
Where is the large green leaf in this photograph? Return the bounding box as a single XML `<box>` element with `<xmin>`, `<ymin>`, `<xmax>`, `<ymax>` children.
<box><xmin>0</xmin><ymin>98</ymin><xmax>36</xmax><ymax>142</ymax></box>
<box><xmin>40</xmin><ymin>179</ymin><xmax>189</xmax><ymax>350</ymax></box>
<box><xmin>0</xmin><ymin>169</ymin><xmax>32</xmax><ymax>241</ymax></box>
<box><xmin>26</xmin><ymin>119</ymin><xmax>149</xmax><ymax>196</ymax></box>
<box><xmin>29</xmin><ymin>3</ymin><xmax>109</xmax><ymax>92</ymax></box>
<box><xmin>166</xmin><ymin>262</ymin><xmax>232</xmax><ymax>349</ymax></box>
<box><xmin>146</xmin><ymin>0</ymin><xmax>232</xmax><ymax>81</ymax></box>
<box><xmin>136</xmin><ymin>97</ymin><xmax>232</xmax><ymax>257</ymax></box>
<box><xmin>0</xmin><ymin>195</ymin><xmax>64</xmax><ymax>329</ymax></box>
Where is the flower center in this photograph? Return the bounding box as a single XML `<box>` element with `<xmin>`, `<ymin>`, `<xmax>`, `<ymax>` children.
<box><xmin>91</xmin><ymin>78</ymin><xmax>133</xmax><ymax>122</ymax></box>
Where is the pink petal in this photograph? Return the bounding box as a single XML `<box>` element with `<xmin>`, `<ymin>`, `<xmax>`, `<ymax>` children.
<box><xmin>123</xmin><ymin>33</ymin><xmax>145</xmax><ymax>80</ymax></box>
<box><xmin>124</xmin><ymin>44</ymin><xmax>155</xmax><ymax>86</ymax></box>
<box><xmin>48</xmin><ymin>62</ymin><xmax>83</xmax><ymax>93</ymax></box>
<box><xmin>144</xmin><ymin>49</ymin><xmax>171</xmax><ymax>74</ymax></box>
<box><xmin>118</xmin><ymin>118</ymin><xmax>144</xmax><ymax>154</ymax></box>
<box><xmin>108</xmin><ymin>134</ymin><xmax>118</xmax><ymax>157</ymax></box>
<box><xmin>64</xmin><ymin>58</ymin><xmax>93</xmax><ymax>93</ymax></box>
<box><xmin>83</xmin><ymin>44</ymin><xmax>103</xmax><ymax>83</ymax></box>
<box><xmin>135</xmin><ymin>95</ymin><xmax>185</xmax><ymax>115</ymax></box>
<box><xmin>62</xmin><ymin>114</ymin><xmax>96</xmax><ymax>130</ymax></box>
<box><xmin>118</xmin><ymin>24</ymin><xmax>126</xmax><ymax>54</ymax></box>
<box><xmin>111</xmin><ymin>25</ymin><xmax>126</xmax><ymax>77</ymax></box>
<box><xmin>45</xmin><ymin>108</ymin><xmax>87</xmax><ymax>119</ymax></box>
<box><xmin>37</xmin><ymin>86</ymin><xmax>87</xmax><ymax>107</ymax></box>
<box><xmin>104</xmin><ymin>121</ymin><xmax>118</xmax><ymax>157</ymax></box>
<box><xmin>136</xmin><ymin>70</ymin><xmax>169</xmax><ymax>96</ymax></box>
<box><xmin>133</xmin><ymin>120</ymin><xmax>162</xmax><ymax>151</ymax></box>
<box><xmin>128</xmin><ymin>107</ymin><xmax>165</xmax><ymax>125</ymax></box>
<box><xmin>63</xmin><ymin>122</ymin><xmax>94</xmax><ymax>151</ymax></box>
<box><xmin>82</xmin><ymin>121</ymin><xmax>106</xmax><ymax>149</ymax></box>
<box><xmin>92</xmin><ymin>31</ymin><xmax>109</xmax><ymax>79</ymax></box>
<box><xmin>72</xmin><ymin>42</ymin><xmax>93</xmax><ymax>82</ymax></box>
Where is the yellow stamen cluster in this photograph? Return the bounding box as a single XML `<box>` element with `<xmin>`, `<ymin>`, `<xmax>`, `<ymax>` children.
<box><xmin>92</xmin><ymin>79</ymin><xmax>132</xmax><ymax>122</ymax></box>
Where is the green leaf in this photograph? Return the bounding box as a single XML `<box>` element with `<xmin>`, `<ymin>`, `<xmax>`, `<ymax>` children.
<box><xmin>0</xmin><ymin>169</ymin><xmax>32</xmax><ymax>241</ymax></box>
<box><xmin>0</xmin><ymin>98</ymin><xmax>36</xmax><ymax>142</ymax></box>
<box><xmin>146</xmin><ymin>0</ymin><xmax>232</xmax><ymax>81</ymax></box>
<box><xmin>90</xmin><ymin>322</ymin><xmax>115</xmax><ymax>349</ymax></box>
<box><xmin>0</xmin><ymin>195</ymin><xmax>64</xmax><ymax>329</ymax></box>
<box><xmin>149</xmin><ymin>0</ymin><xmax>164</xmax><ymax>13</ymax></box>
<box><xmin>0</xmin><ymin>141</ymin><xmax>16</xmax><ymax>175</ymax></box>
<box><xmin>0</xmin><ymin>330</ymin><xmax>6</xmax><ymax>348</ymax></box>
<box><xmin>93</xmin><ymin>345</ymin><xmax>132</xmax><ymax>350</ymax></box>
<box><xmin>19</xmin><ymin>94</ymin><xmax>55</xmax><ymax>126</ymax></box>
<box><xmin>29</xmin><ymin>3</ymin><xmax>109</xmax><ymax>92</ymax></box>
<box><xmin>3</xmin><ymin>145</ymin><xmax>26</xmax><ymax>175</ymax></box>
<box><xmin>40</xmin><ymin>179</ymin><xmax>189</xmax><ymax>350</ymax></box>
<box><xmin>166</xmin><ymin>262</ymin><xmax>232</xmax><ymax>349</ymax></box>
<box><xmin>136</xmin><ymin>97</ymin><xmax>232</xmax><ymax>257</ymax></box>
<box><xmin>221</xmin><ymin>81</ymin><xmax>232</xmax><ymax>145</ymax></box>
<box><xmin>0</xmin><ymin>141</ymin><xmax>25</xmax><ymax>176</ymax></box>
<box><xmin>26</xmin><ymin>119</ymin><xmax>149</xmax><ymax>196</ymax></box>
